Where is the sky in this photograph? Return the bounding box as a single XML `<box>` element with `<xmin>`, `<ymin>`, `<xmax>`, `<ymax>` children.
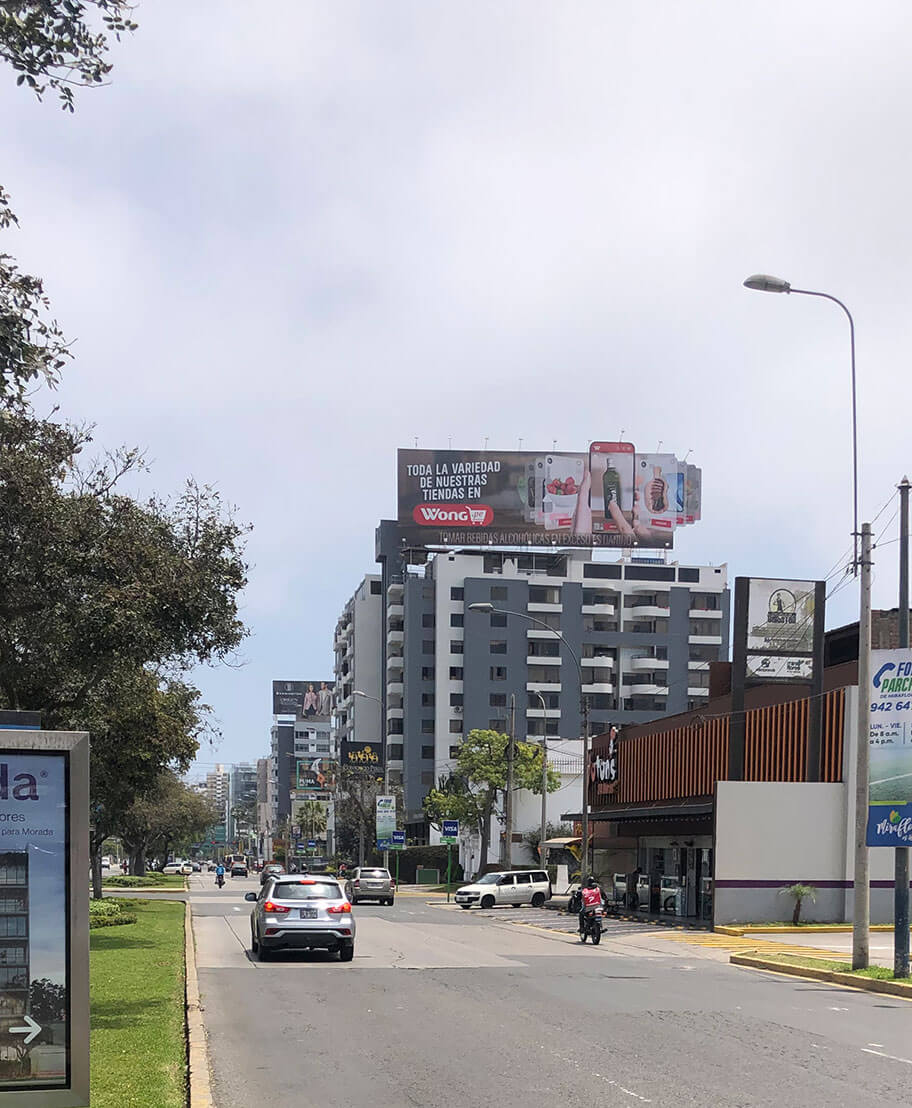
<box><xmin>4</xmin><ymin>2</ymin><xmax>912</xmax><ymax>775</ymax></box>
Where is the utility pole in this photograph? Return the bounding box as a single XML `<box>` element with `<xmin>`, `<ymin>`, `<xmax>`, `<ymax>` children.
<box><xmin>895</xmin><ymin>478</ymin><xmax>911</xmax><ymax>977</ymax></box>
<box><xmin>503</xmin><ymin>694</ymin><xmax>515</xmax><ymax>869</ymax></box>
<box><xmin>580</xmin><ymin>697</ymin><xmax>591</xmax><ymax>883</ymax></box>
<box><xmin>536</xmin><ymin>692</ymin><xmax>548</xmax><ymax>870</ymax></box>
<box><xmin>853</xmin><ymin>522</ymin><xmax>873</xmax><ymax>970</ymax></box>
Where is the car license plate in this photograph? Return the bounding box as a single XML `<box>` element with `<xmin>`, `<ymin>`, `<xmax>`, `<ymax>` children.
<box><xmin>300</xmin><ymin>908</ymin><xmax>317</xmax><ymax>919</ymax></box>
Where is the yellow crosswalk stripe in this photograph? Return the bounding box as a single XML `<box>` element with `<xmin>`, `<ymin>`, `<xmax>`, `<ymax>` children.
<box><xmin>658</xmin><ymin>932</ymin><xmax>845</xmax><ymax>959</ymax></box>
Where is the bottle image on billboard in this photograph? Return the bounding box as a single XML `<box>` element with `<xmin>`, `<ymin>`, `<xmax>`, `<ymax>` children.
<box><xmin>636</xmin><ymin>454</ymin><xmax>678</xmax><ymax>531</ymax></box>
<box><xmin>588</xmin><ymin>442</ymin><xmax>635</xmax><ymax>533</ymax></box>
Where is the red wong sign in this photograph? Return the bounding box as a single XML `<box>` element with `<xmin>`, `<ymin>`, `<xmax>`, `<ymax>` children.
<box><xmin>412</xmin><ymin>504</ymin><xmax>494</xmax><ymax>527</ymax></box>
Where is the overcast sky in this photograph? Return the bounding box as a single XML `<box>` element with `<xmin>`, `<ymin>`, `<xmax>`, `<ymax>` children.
<box><xmin>5</xmin><ymin>3</ymin><xmax>912</xmax><ymax>774</ymax></box>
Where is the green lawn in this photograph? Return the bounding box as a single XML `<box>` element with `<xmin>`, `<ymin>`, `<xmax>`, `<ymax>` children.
<box><xmin>90</xmin><ymin>899</ymin><xmax>186</xmax><ymax>1108</ymax></box>
<box><xmin>760</xmin><ymin>952</ymin><xmax>910</xmax><ymax>983</ymax></box>
<box><xmin>102</xmin><ymin>873</ymin><xmax>187</xmax><ymax>889</ymax></box>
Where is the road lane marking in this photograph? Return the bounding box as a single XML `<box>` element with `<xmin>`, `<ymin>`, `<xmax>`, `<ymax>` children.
<box><xmin>862</xmin><ymin>1047</ymin><xmax>912</xmax><ymax>1065</ymax></box>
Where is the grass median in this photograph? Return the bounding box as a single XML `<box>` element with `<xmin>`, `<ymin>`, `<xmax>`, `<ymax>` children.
<box><xmin>102</xmin><ymin>873</ymin><xmax>187</xmax><ymax>890</ymax></box>
<box><xmin>761</xmin><ymin>952</ymin><xmax>900</xmax><ymax>981</ymax></box>
<box><xmin>90</xmin><ymin>898</ymin><xmax>186</xmax><ymax>1108</ymax></box>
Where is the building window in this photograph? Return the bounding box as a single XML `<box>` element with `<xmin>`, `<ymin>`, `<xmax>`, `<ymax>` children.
<box><xmin>450</xmin><ymin>640</ymin><xmax>464</xmax><ymax>654</ymax></box>
<box><xmin>449</xmin><ymin>745</ymin><xmax>460</xmax><ymax>758</ymax></box>
<box><xmin>449</xmin><ymin>666</ymin><xmax>464</xmax><ymax>680</ymax></box>
<box><xmin>490</xmin><ymin>640</ymin><xmax>507</xmax><ymax>655</ymax></box>
<box><xmin>422</xmin><ymin>639</ymin><xmax>435</xmax><ymax>654</ymax></box>
<box><xmin>490</xmin><ymin>666</ymin><xmax>507</xmax><ymax>681</ymax></box>
<box><xmin>489</xmin><ymin>718</ymin><xmax>507</xmax><ymax>731</ymax></box>
<box><xmin>421</xmin><ymin>666</ymin><xmax>434</xmax><ymax>680</ymax></box>
<box><xmin>420</xmin><ymin>771</ymin><xmax>434</xmax><ymax>786</ymax></box>
<box><xmin>370</xmin><ymin>579</ymin><xmax>382</xmax><ymax>594</ymax></box>
<box><xmin>583</xmin><ymin>563</ymin><xmax>622</xmax><ymax>579</ymax></box>
<box><xmin>625</xmin><ymin>565</ymin><xmax>675</xmax><ymax>581</ymax></box>
<box><xmin>449</xmin><ymin>720</ymin><xmax>462</xmax><ymax>733</ymax></box>
<box><xmin>450</xmin><ymin>692</ymin><xmax>463</xmax><ymax>707</ymax></box>
<box><xmin>421</xmin><ymin>745</ymin><xmax>434</xmax><ymax>760</ymax></box>
<box><xmin>450</xmin><ymin>587</ymin><xmax>464</xmax><ymax>600</ymax></box>
<box><xmin>421</xmin><ymin>692</ymin><xmax>435</xmax><ymax>707</ymax></box>
<box><xmin>528</xmin><ymin>640</ymin><xmax>560</xmax><ymax>657</ymax></box>
<box><xmin>387</xmin><ymin>743</ymin><xmax>403</xmax><ymax>761</ymax></box>
<box><xmin>678</xmin><ymin>567</ymin><xmax>700</xmax><ymax>583</ymax></box>
<box><xmin>689</xmin><ymin>620</ymin><xmax>719</xmax><ymax>637</ymax></box>
<box><xmin>490</xmin><ymin>613</ymin><xmax>507</xmax><ymax>627</ymax></box>
<box><xmin>387</xmin><ymin>719</ymin><xmax>404</xmax><ymax>735</ymax></box>
<box><xmin>421</xmin><ymin>719</ymin><xmax>434</xmax><ymax>734</ymax></box>
<box><xmin>528</xmin><ymin>692</ymin><xmax>559</xmax><ymax>709</ymax></box>
<box><xmin>491</xmin><ymin>586</ymin><xmax>508</xmax><ymax>601</ymax></box>
<box><xmin>450</xmin><ymin>613</ymin><xmax>464</xmax><ymax>628</ymax></box>
<box><xmin>422</xmin><ymin>613</ymin><xmax>436</xmax><ymax>628</ymax></box>
<box><xmin>529</xmin><ymin>585</ymin><xmax>561</xmax><ymax>604</ymax></box>
<box><xmin>490</xmin><ymin>693</ymin><xmax>507</xmax><ymax>707</ymax></box>
<box><xmin>422</xmin><ymin>585</ymin><xmax>434</xmax><ymax>599</ymax></box>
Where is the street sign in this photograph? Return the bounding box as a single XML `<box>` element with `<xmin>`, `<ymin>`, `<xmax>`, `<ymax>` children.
<box><xmin>307</xmin><ymin>839</ymin><xmax>316</xmax><ymax>849</ymax></box>
<box><xmin>441</xmin><ymin>819</ymin><xmax>459</xmax><ymax>845</ymax></box>
<box><xmin>0</xmin><ymin>730</ymin><xmax>89</xmax><ymax>1106</ymax></box>
<box><xmin>391</xmin><ymin>830</ymin><xmax>406</xmax><ymax>850</ymax></box>
<box><xmin>377</xmin><ymin>837</ymin><xmax>392</xmax><ymax>851</ymax></box>
<box><xmin>376</xmin><ymin>795</ymin><xmax>396</xmax><ymax>843</ymax></box>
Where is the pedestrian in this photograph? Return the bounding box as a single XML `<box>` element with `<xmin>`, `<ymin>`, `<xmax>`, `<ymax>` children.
<box><xmin>628</xmin><ymin>866</ymin><xmax>642</xmax><ymax>910</ymax></box>
<box><xmin>121</xmin><ymin>858</ymin><xmax>128</xmax><ymax>876</ymax></box>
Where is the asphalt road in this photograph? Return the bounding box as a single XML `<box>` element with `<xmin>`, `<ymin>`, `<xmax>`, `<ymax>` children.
<box><xmin>189</xmin><ymin>875</ymin><xmax>912</xmax><ymax>1107</ymax></box>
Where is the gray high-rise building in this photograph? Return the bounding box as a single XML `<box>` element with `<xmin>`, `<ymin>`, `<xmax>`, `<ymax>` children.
<box><xmin>367</xmin><ymin>522</ymin><xmax>729</xmax><ymax>850</ymax></box>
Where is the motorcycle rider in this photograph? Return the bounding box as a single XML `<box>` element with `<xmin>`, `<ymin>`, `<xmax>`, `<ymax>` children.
<box><xmin>215</xmin><ymin>862</ymin><xmax>226</xmax><ymax>888</ymax></box>
<box><xmin>579</xmin><ymin>876</ymin><xmax>604</xmax><ymax>937</ymax></box>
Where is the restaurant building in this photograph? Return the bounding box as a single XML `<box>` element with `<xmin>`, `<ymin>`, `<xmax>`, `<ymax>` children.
<box><xmin>574</xmin><ymin>618</ymin><xmax>911</xmax><ymax>925</ymax></box>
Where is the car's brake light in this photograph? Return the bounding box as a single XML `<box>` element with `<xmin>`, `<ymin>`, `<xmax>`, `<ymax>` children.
<box><xmin>327</xmin><ymin>902</ymin><xmax>352</xmax><ymax>914</ymax></box>
<box><xmin>262</xmin><ymin>901</ymin><xmax>290</xmax><ymax>914</ymax></box>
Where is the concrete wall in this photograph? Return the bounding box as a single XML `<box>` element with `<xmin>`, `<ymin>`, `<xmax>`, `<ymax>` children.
<box><xmin>714</xmin><ymin>781</ymin><xmax>847</xmax><ymax>924</ymax></box>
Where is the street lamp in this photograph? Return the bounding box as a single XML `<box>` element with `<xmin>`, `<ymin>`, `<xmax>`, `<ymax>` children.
<box><xmin>354</xmin><ymin>690</ymin><xmax>390</xmax><ymax>868</ymax></box>
<box><xmin>468</xmin><ymin>602</ymin><xmax>591</xmax><ymax>880</ymax></box>
<box><xmin>743</xmin><ymin>273</ymin><xmax>870</xmax><ymax>970</ymax></box>
<box><xmin>533</xmin><ymin>690</ymin><xmax>550</xmax><ymax>872</ymax></box>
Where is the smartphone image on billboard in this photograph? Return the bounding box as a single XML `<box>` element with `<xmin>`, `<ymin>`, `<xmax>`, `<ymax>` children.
<box><xmin>588</xmin><ymin>442</ymin><xmax>635</xmax><ymax>533</ymax></box>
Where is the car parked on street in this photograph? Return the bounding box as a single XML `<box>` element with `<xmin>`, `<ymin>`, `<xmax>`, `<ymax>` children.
<box><xmin>231</xmin><ymin>860</ymin><xmax>249</xmax><ymax>877</ymax></box>
<box><xmin>454</xmin><ymin>870</ymin><xmax>552</xmax><ymax>909</ymax></box>
<box><xmin>259</xmin><ymin>863</ymin><xmax>285</xmax><ymax>885</ymax></box>
<box><xmin>345</xmin><ymin>867</ymin><xmax>394</xmax><ymax>905</ymax></box>
<box><xmin>246</xmin><ymin>876</ymin><xmax>355</xmax><ymax>961</ymax></box>
<box><xmin>162</xmin><ymin>861</ymin><xmax>193</xmax><ymax>875</ymax></box>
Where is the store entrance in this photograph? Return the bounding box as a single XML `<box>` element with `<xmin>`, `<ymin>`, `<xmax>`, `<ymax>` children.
<box><xmin>636</xmin><ymin>838</ymin><xmax>712</xmax><ymax>921</ymax></box>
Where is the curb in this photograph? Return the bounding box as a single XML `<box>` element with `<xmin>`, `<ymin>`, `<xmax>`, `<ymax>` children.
<box><xmin>717</xmin><ymin>924</ymin><xmax>909</xmax><ymax>937</ymax></box>
<box><xmin>185</xmin><ymin>901</ymin><xmax>214</xmax><ymax>1107</ymax></box>
<box><xmin>730</xmin><ymin>953</ymin><xmax>912</xmax><ymax>1000</ymax></box>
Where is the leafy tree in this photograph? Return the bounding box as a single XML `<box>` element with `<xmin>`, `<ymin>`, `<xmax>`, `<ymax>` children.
<box><xmin>336</xmin><ymin>766</ymin><xmax>400</xmax><ymax>866</ymax></box>
<box><xmin>522</xmin><ymin>821</ymin><xmax>573</xmax><ymax>864</ymax></box>
<box><xmin>424</xmin><ymin>730</ymin><xmax>561</xmax><ymax>873</ymax></box>
<box><xmin>0</xmin><ymin>1</ymin><xmax>136</xmax><ymax>111</ymax></box>
<box><xmin>779</xmin><ymin>882</ymin><xmax>817</xmax><ymax>926</ymax></box>
<box><xmin>28</xmin><ymin>979</ymin><xmax>66</xmax><ymax>1043</ymax></box>
<box><xmin>118</xmin><ymin>770</ymin><xmax>219</xmax><ymax>874</ymax></box>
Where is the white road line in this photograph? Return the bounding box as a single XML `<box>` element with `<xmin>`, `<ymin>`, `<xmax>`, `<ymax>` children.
<box><xmin>233</xmin><ymin>906</ymin><xmax>240</xmax><ymax>912</ymax></box>
<box><xmin>862</xmin><ymin>1048</ymin><xmax>912</xmax><ymax>1065</ymax></box>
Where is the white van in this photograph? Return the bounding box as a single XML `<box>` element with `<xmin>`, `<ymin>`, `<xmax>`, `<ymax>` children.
<box><xmin>454</xmin><ymin>870</ymin><xmax>552</xmax><ymax>909</ymax></box>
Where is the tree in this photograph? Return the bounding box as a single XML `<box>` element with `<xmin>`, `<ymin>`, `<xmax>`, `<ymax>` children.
<box><xmin>117</xmin><ymin>771</ymin><xmax>218</xmax><ymax>874</ymax></box>
<box><xmin>425</xmin><ymin>730</ymin><xmax>561</xmax><ymax>873</ymax></box>
<box><xmin>522</xmin><ymin>821</ymin><xmax>573</xmax><ymax>865</ymax></box>
<box><xmin>336</xmin><ymin>767</ymin><xmax>399</xmax><ymax>866</ymax></box>
<box><xmin>0</xmin><ymin>413</ymin><xmax>248</xmax><ymax>716</ymax></box>
<box><xmin>779</xmin><ymin>882</ymin><xmax>817</xmax><ymax>926</ymax></box>
<box><xmin>28</xmin><ymin>979</ymin><xmax>66</xmax><ymax>1043</ymax></box>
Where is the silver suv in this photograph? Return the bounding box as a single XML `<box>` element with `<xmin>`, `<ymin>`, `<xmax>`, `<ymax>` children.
<box><xmin>246</xmin><ymin>877</ymin><xmax>355</xmax><ymax>962</ymax></box>
<box><xmin>346</xmin><ymin>867</ymin><xmax>394</xmax><ymax>905</ymax></box>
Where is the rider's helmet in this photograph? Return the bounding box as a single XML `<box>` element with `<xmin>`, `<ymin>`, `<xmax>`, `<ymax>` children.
<box><xmin>586</xmin><ymin>876</ymin><xmax>598</xmax><ymax>888</ymax></box>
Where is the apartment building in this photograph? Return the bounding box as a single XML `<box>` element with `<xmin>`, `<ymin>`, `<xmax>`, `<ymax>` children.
<box><xmin>268</xmin><ymin>681</ymin><xmax>336</xmax><ymax>828</ymax></box>
<box><xmin>333</xmin><ymin>574</ymin><xmax>384</xmax><ymax>755</ymax></box>
<box><xmin>371</xmin><ymin>521</ymin><xmax>730</xmax><ymax>850</ymax></box>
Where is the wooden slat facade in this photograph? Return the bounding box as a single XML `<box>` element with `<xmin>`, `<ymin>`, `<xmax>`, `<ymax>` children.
<box><xmin>591</xmin><ymin>688</ymin><xmax>846</xmax><ymax>809</ymax></box>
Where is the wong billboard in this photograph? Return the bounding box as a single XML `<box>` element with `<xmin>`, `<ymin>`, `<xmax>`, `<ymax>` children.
<box><xmin>397</xmin><ymin>446</ymin><xmax>701</xmax><ymax>549</ymax></box>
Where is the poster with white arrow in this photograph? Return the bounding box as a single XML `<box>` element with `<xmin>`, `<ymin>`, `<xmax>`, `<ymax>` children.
<box><xmin>0</xmin><ymin>752</ymin><xmax>68</xmax><ymax>1090</ymax></box>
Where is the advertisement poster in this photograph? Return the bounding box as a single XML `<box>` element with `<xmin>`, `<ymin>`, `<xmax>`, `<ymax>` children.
<box><xmin>867</xmin><ymin>649</ymin><xmax>912</xmax><ymax>846</ymax></box>
<box><xmin>375</xmin><ymin>795</ymin><xmax>396</xmax><ymax>844</ymax></box>
<box><xmin>291</xmin><ymin>798</ymin><xmax>332</xmax><ymax>843</ymax></box>
<box><xmin>340</xmin><ymin>741</ymin><xmax>382</xmax><ymax>770</ymax></box>
<box><xmin>272</xmin><ymin>680</ymin><xmax>334</xmax><ymax>718</ymax></box>
<box><xmin>744</xmin><ymin>579</ymin><xmax>817</xmax><ymax>683</ymax></box>
<box><xmin>0</xmin><ymin>752</ymin><xmax>68</xmax><ymax>1090</ymax></box>
<box><xmin>295</xmin><ymin>758</ymin><xmax>337</xmax><ymax>792</ymax></box>
<box><xmin>397</xmin><ymin>447</ymin><xmax>701</xmax><ymax>550</ymax></box>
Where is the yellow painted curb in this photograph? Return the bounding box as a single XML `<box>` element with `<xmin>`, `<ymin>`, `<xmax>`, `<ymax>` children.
<box><xmin>185</xmin><ymin>901</ymin><xmax>214</xmax><ymax>1108</ymax></box>
<box><xmin>730</xmin><ymin>953</ymin><xmax>912</xmax><ymax>1000</ymax></box>
<box><xmin>717</xmin><ymin>924</ymin><xmax>908</xmax><ymax>937</ymax></box>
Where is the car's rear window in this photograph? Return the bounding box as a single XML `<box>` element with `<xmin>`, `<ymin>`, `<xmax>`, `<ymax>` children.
<box><xmin>360</xmin><ymin>869</ymin><xmax>390</xmax><ymax>878</ymax></box>
<box><xmin>272</xmin><ymin>881</ymin><xmax>341</xmax><ymax>900</ymax></box>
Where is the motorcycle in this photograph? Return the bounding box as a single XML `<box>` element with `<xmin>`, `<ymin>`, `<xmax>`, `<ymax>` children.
<box><xmin>215</xmin><ymin>873</ymin><xmax>225</xmax><ymax>889</ymax></box>
<box><xmin>579</xmin><ymin>906</ymin><xmax>603</xmax><ymax>945</ymax></box>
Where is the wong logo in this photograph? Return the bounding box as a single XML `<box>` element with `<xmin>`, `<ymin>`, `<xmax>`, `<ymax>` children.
<box><xmin>412</xmin><ymin>504</ymin><xmax>494</xmax><ymax>527</ymax></box>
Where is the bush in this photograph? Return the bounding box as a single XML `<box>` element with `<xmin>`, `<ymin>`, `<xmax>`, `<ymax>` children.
<box><xmin>89</xmin><ymin>897</ymin><xmax>138</xmax><ymax>929</ymax></box>
<box><xmin>103</xmin><ymin>873</ymin><xmax>180</xmax><ymax>888</ymax></box>
<box><xmin>385</xmin><ymin>846</ymin><xmax>464</xmax><ymax>884</ymax></box>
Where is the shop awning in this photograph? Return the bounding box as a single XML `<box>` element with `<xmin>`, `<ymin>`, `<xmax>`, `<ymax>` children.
<box><xmin>561</xmin><ymin>797</ymin><xmax>713</xmax><ymax>824</ymax></box>
<box><xmin>541</xmin><ymin>836</ymin><xmax>581</xmax><ymax>847</ymax></box>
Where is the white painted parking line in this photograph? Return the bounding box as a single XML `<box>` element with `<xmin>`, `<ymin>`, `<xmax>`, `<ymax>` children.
<box><xmin>862</xmin><ymin>1047</ymin><xmax>912</xmax><ymax>1065</ymax></box>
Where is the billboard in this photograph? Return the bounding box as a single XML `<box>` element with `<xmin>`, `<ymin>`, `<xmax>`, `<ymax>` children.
<box><xmin>375</xmin><ymin>795</ymin><xmax>396</xmax><ymax>843</ymax></box>
<box><xmin>397</xmin><ymin>445</ymin><xmax>702</xmax><ymax>549</ymax></box>
<box><xmin>272</xmin><ymin>680</ymin><xmax>334</xmax><ymax>718</ymax></box>
<box><xmin>867</xmin><ymin>650</ymin><xmax>912</xmax><ymax>845</ymax></box>
<box><xmin>341</xmin><ymin>740</ymin><xmax>383</xmax><ymax>770</ymax></box>
<box><xmin>744</xmin><ymin>579</ymin><xmax>818</xmax><ymax>682</ymax></box>
<box><xmin>295</xmin><ymin>757</ymin><xmax>338</xmax><ymax>792</ymax></box>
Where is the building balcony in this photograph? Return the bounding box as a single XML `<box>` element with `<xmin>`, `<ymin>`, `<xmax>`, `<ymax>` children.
<box><xmin>387</xmin><ymin>679</ymin><xmax>404</xmax><ymax>695</ymax></box>
<box><xmin>528</xmin><ymin>602</ymin><xmax>562</xmax><ymax>613</ymax></box>
<box><xmin>526</xmin><ymin>681</ymin><xmax>562</xmax><ymax>693</ymax></box>
<box><xmin>526</xmin><ymin>707</ymin><xmax>560</xmax><ymax>718</ymax></box>
<box><xmin>582</xmin><ymin>682</ymin><xmax>614</xmax><ymax>694</ymax></box>
<box><xmin>387</xmin><ymin>579</ymin><xmax>404</xmax><ymax>598</ymax></box>
<box><xmin>689</xmin><ymin>634</ymin><xmax>722</xmax><ymax>645</ymax></box>
<box><xmin>688</xmin><ymin>659</ymin><xmax>711</xmax><ymax>670</ymax></box>
<box><xmin>622</xmin><ymin>683</ymin><xmax>668</xmax><ymax>696</ymax></box>
<box><xmin>386</xmin><ymin>707</ymin><xmax>404</xmax><ymax>720</ymax></box>
<box><xmin>630</xmin><ymin>583</ymin><xmax>671</xmax><ymax>594</ymax></box>
<box><xmin>628</xmin><ymin>655</ymin><xmax>669</xmax><ymax>671</ymax></box>
<box><xmin>387</xmin><ymin>629</ymin><xmax>404</xmax><ymax>647</ymax></box>
<box><xmin>582</xmin><ymin>603</ymin><xmax>616</xmax><ymax>616</ymax></box>
<box><xmin>387</xmin><ymin>602</ymin><xmax>404</xmax><ymax>619</ymax></box>
<box><xmin>688</xmin><ymin>687</ymin><xmax>710</xmax><ymax>697</ymax></box>
<box><xmin>582</xmin><ymin>655</ymin><xmax>614</xmax><ymax>668</ymax></box>
<box><xmin>526</xmin><ymin>654</ymin><xmax>561</xmax><ymax>666</ymax></box>
<box><xmin>689</xmin><ymin>608</ymin><xmax>723</xmax><ymax>619</ymax></box>
<box><xmin>386</xmin><ymin>654</ymin><xmax>404</xmax><ymax>672</ymax></box>
<box><xmin>626</xmin><ymin>605</ymin><xmax>670</xmax><ymax>619</ymax></box>
<box><xmin>527</xmin><ymin>628</ymin><xmax>561</xmax><ymax>639</ymax></box>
